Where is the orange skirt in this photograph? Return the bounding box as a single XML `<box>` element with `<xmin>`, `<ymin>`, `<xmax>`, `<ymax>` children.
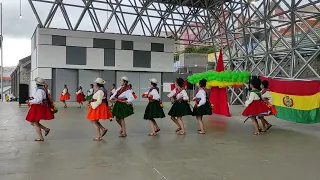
<box><xmin>87</xmin><ymin>103</ymin><xmax>112</xmax><ymax>120</ymax></box>
<box><xmin>60</xmin><ymin>93</ymin><xmax>71</xmax><ymax>101</ymax></box>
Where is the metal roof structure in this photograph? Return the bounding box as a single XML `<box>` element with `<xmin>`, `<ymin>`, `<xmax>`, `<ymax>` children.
<box><xmin>28</xmin><ymin>0</ymin><xmax>320</xmax><ymax>104</ymax></box>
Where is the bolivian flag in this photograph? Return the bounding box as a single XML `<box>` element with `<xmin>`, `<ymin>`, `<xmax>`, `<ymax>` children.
<box><xmin>261</xmin><ymin>77</ymin><xmax>320</xmax><ymax>124</ymax></box>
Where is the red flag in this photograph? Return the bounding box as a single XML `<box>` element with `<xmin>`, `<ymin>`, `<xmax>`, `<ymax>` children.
<box><xmin>209</xmin><ymin>49</ymin><xmax>231</xmax><ymax>117</ymax></box>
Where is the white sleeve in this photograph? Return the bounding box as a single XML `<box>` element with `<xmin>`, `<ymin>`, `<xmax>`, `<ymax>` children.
<box><xmin>150</xmin><ymin>89</ymin><xmax>160</xmax><ymax>100</ymax></box>
<box><xmin>245</xmin><ymin>92</ymin><xmax>255</xmax><ymax>107</ymax></box>
<box><xmin>29</xmin><ymin>89</ymin><xmax>45</xmax><ymax>104</ymax></box>
<box><xmin>262</xmin><ymin>91</ymin><xmax>273</xmax><ymax>104</ymax></box>
<box><xmin>76</xmin><ymin>90</ymin><xmax>81</xmax><ymax>94</ymax></box>
<box><xmin>167</xmin><ymin>89</ymin><xmax>176</xmax><ymax>98</ymax></box>
<box><xmin>197</xmin><ymin>90</ymin><xmax>206</xmax><ymax>107</ymax></box>
<box><xmin>110</xmin><ymin>87</ymin><xmax>121</xmax><ymax>100</ymax></box>
<box><xmin>125</xmin><ymin>90</ymin><xmax>135</xmax><ymax>103</ymax></box>
<box><xmin>181</xmin><ymin>90</ymin><xmax>189</xmax><ymax>101</ymax></box>
<box><xmin>90</xmin><ymin>90</ymin><xmax>104</xmax><ymax>109</ymax></box>
<box><xmin>47</xmin><ymin>89</ymin><xmax>51</xmax><ymax>94</ymax></box>
<box><xmin>62</xmin><ymin>88</ymin><xmax>67</xmax><ymax>95</ymax></box>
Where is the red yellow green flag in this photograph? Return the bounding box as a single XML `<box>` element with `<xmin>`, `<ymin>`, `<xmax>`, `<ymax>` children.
<box><xmin>260</xmin><ymin>77</ymin><xmax>320</xmax><ymax>124</ymax></box>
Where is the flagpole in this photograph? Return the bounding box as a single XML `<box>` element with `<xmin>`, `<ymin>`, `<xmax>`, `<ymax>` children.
<box><xmin>0</xmin><ymin>3</ymin><xmax>3</xmax><ymax>102</ymax></box>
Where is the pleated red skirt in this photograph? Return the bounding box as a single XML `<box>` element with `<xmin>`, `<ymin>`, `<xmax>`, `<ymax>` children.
<box><xmin>76</xmin><ymin>94</ymin><xmax>86</xmax><ymax>103</ymax></box>
<box><xmin>26</xmin><ymin>104</ymin><xmax>54</xmax><ymax>122</ymax></box>
<box><xmin>242</xmin><ymin>100</ymin><xmax>270</xmax><ymax>117</ymax></box>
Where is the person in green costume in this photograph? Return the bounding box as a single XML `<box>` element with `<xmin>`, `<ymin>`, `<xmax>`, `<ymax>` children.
<box><xmin>142</xmin><ymin>78</ymin><xmax>165</xmax><ymax>136</ymax></box>
<box><xmin>110</xmin><ymin>76</ymin><xmax>135</xmax><ymax>137</ymax></box>
<box><xmin>192</xmin><ymin>78</ymin><xmax>212</xmax><ymax>134</ymax></box>
<box><xmin>168</xmin><ymin>78</ymin><xmax>192</xmax><ymax>135</ymax></box>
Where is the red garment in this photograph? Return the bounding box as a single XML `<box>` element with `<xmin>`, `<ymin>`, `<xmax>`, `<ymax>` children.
<box><xmin>26</xmin><ymin>104</ymin><xmax>54</xmax><ymax>122</ymax></box>
<box><xmin>76</xmin><ymin>93</ymin><xmax>86</xmax><ymax>102</ymax></box>
<box><xmin>242</xmin><ymin>100</ymin><xmax>270</xmax><ymax>116</ymax></box>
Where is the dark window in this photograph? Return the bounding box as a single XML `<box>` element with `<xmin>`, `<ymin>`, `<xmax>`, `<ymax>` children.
<box><xmin>121</xmin><ymin>40</ymin><xmax>133</xmax><ymax>50</ymax></box>
<box><xmin>133</xmin><ymin>50</ymin><xmax>151</xmax><ymax>68</ymax></box>
<box><xmin>104</xmin><ymin>48</ymin><xmax>115</xmax><ymax>66</ymax></box>
<box><xmin>151</xmin><ymin>43</ymin><xmax>164</xmax><ymax>52</ymax></box>
<box><xmin>66</xmin><ymin>46</ymin><xmax>87</xmax><ymax>65</ymax></box>
<box><xmin>52</xmin><ymin>35</ymin><xmax>66</xmax><ymax>46</ymax></box>
<box><xmin>93</xmin><ymin>38</ymin><xmax>115</xmax><ymax>49</ymax></box>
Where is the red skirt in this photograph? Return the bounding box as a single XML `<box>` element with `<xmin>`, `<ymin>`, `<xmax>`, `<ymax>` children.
<box><xmin>60</xmin><ymin>93</ymin><xmax>71</xmax><ymax>101</ymax></box>
<box><xmin>264</xmin><ymin>101</ymin><xmax>278</xmax><ymax>115</ymax></box>
<box><xmin>87</xmin><ymin>103</ymin><xmax>112</xmax><ymax>120</ymax></box>
<box><xmin>76</xmin><ymin>94</ymin><xmax>86</xmax><ymax>102</ymax></box>
<box><xmin>26</xmin><ymin>104</ymin><xmax>54</xmax><ymax>122</ymax></box>
<box><xmin>242</xmin><ymin>100</ymin><xmax>270</xmax><ymax>117</ymax></box>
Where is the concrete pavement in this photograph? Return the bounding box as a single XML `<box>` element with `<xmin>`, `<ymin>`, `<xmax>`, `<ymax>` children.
<box><xmin>1</xmin><ymin>102</ymin><xmax>320</xmax><ymax>180</ymax></box>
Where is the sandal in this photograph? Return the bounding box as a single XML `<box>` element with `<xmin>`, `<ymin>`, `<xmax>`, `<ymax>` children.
<box><xmin>175</xmin><ymin>128</ymin><xmax>182</xmax><ymax>132</ymax></box>
<box><xmin>178</xmin><ymin>131</ymin><xmax>186</xmax><ymax>135</ymax></box>
<box><xmin>266</xmin><ymin>124</ymin><xmax>273</xmax><ymax>130</ymax></box>
<box><xmin>101</xmin><ymin>129</ymin><xmax>108</xmax><ymax>137</ymax></box>
<box><xmin>45</xmin><ymin>128</ymin><xmax>51</xmax><ymax>136</ymax></box>
<box><xmin>119</xmin><ymin>133</ymin><xmax>127</xmax><ymax>137</ymax></box>
<box><xmin>148</xmin><ymin>133</ymin><xmax>157</xmax><ymax>136</ymax></box>
<box><xmin>93</xmin><ymin>137</ymin><xmax>102</xmax><ymax>141</ymax></box>
<box><xmin>34</xmin><ymin>138</ymin><xmax>44</xmax><ymax>141</ymax></box>
<box><xmin>155</xmin><ymin>129</ymin><xmax>161</xmax><ymax>133</ymax></box>
<box><xmin>253</xmin><ymin>132</ymin><xmax>260</xmax><ymax>135</ymax></box>
<box><xmin>198</xmin><ymin>131</ymin><xmax>206</xmax><ymax>134</ymax></box>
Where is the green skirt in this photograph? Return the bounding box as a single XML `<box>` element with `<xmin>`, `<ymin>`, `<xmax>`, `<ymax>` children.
<box><xmin>144</xmin><ymin>100</ymin><xmax>165</xmax><ymax>120</ymax></box>
<box><xmin>112</xmin><ymin>101</ymin><xmax>134</xmax><ymax>119</ymax></box>
<box><xmin>168</xmin><ymin>100</ymin><xmax>192</xmax><ymax>117</ymax></box>
<box><xmin>192</xmin><ymin>101</ymin><xmax>212</xmax><ymax>116</ymax></box>
<box><xmin>85</xmin><ymin>94</ymin><xmax>93</xmax><ymax>101</ymax></box>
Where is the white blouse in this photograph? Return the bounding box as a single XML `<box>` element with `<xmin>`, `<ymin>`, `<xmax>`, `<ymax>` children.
<box><xmin>193</xmin><ymin>89</ymin><xmax>206</xmax><ymax>107</ymax></box>
<box><xmin>111</xmin><ymin>88</ymin><xmax>116</xmax><ymax>94</ymax></box>
<box><xmin>145</xmin><ymin>89</ymin><xmax>161</xmax><ymax>100</ymax></box>
<box><xmin>87</xmin><ymin>88</ymin><xmax>94</xmax><ymax>96</ymax></box>
<box><xmin>168</xmin><ymin>89</ymin><xmax>189</xmax><ymax>101</ymax></box>
<box><xmin>62</xmin><ymin>88</ymin><xmax>67</xmax><ymax>95</ymax></box>
<box><xmin>90</xmin><ymin>90</ymin><xmax>105</xmax><ymax>109</ymax></box>
<box><xmin>109</xmin><ymin>86</ymin><xmax>135</xmax><ymax>103</ymax></box>
<box><xmin>261</xmin><ymin>90</ymin><xmax>273</xmax><ymax>104</ymax></box>
<box><xmin>245</xmin><ymin>92</ymin><xmax>261</xmax><ymax>107</ymax></box>
<box><xmin>29</xmin><ymin>89</ymin><xmax>46</xmax><ymax>105</ymax></box>
<box><xmin>76</xmin><ymin>89</ymin><xmax>83</xmax><ymax>95</ymax></box>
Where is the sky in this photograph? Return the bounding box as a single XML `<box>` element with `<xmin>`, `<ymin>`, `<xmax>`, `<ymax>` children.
<box><xmin>1</xmin><ymin>0</ymin><xmax>316</xmax><ymax>67</ymax></box>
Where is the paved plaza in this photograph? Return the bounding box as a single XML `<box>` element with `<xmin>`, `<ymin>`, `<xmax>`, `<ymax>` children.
<box><xmin>1</xmin><ymin>102</ymin><xmax>320</xmax><ymax>180</ymax></box>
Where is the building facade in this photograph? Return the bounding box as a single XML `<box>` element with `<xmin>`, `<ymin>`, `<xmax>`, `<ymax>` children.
<box><xmin>10</xmin><ymin>56</ymin><xmax>31</xmax><ymax>97</ymax></box>
<box><xmin>31</xmin><ymin>28</ymin><xmax>175</xmax><ymax>101</ymax></box>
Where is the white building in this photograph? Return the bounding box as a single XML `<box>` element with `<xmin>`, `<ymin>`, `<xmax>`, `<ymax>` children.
<box><xmin>31</xmin><ymin>28</ymin><xmax>175</xmax><ymax>101</ymax></box>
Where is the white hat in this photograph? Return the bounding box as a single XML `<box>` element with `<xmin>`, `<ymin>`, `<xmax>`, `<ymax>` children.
<box><xmin>34</xmin><ymin>77</ymin><xmax>45</xmax><ymax>85</ymax></box>
<box><xmin>94</xmin><ymin>77</ymin><xmax>106</xmax><ymax>84</ymax></box>
<box><xmin>121</xmin><ymin>76</ymin><xmax>129</xmax><ymax>82</ymax></box>
<box><xmin>149</xmin><ymin>78</ymin><xmax>158</xmax><ymax>84</ymax></box>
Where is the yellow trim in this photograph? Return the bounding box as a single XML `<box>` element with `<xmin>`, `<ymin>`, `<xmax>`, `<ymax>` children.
<box><xmin>271</xmin><ymin>92</ymin><xmax>320</xmax><ymax>110</ymax></box>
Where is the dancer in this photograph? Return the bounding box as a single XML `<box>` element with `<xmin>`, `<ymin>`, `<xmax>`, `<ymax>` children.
<box><xmin>110</xmin><ymin>76</ymin><xmax>135</xmax><ymax>137</ymax></box>
<box><xmin>86</xmin><ymin>84</ymin><xmax>94</xmax><ymax>101</ymax></box>
<box><xmin>26</xmin><ymin>77</ymin><xmax>54</xmax><ymax>141</ymax></box>
<box><xmin>168</xmin><ymin>78</ymin><xmax>192</xmax><ymax>135</ymax></box>
<box><xmin>76</xmin><ymin>86</ymin><xmax>86</xmax><ymax>108</ymax></box>
<box><xmin>110</xmin><ymin>84</ymin><xmax>116</xmax><ymax>97</ymax></box>
<box><xmin>60</xmin><ymin>84</ymin><xmax>71</xmax><ymax>108</ymax></box>
<box><xmin>142</xmin><ymin>78</ymin><xmax>165</xmax><ymax>136</ymax></box>
<box><xmin>242</xmin><ymin>77</ymin><xmax>270</xmax><ymax>135</ymax></box>
<box><xmin>129</xmin><ymin>84</ymin><xmax>138</xmax><ymax>99</ymax></box>
<box><xmin>87</xmin><ymin>78</ymin><xmax>113</xmax><ymax>141</ymax></box>
<box><xmin>192</xmin><ymin>78</ymin><xmax>212</xmax><ymax>134</ymax></box>
<box><xmin>258</xmin><ymin>80</ymin><xmax>277</xmax><ymax>131</ymax></box>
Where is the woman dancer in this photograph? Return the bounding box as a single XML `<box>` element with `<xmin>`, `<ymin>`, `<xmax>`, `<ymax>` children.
<box><xmin>142</xmin><ymin>78</ymin><xmax>165</xmax><ymax>136</ymax></box>
<box><xmin>192</xmin><ymin>78</ymin><xmax>212</xmax><ymax>134</ymax></box>
<box><xmin>86</xmin><ymin>84</ymin><xmax>94</xmax><ymax>101</ymax></box>
<box><xmin>258</xmin><ymin>80</ymin><xmax>276</xmax><ymax>131</ymax></box>
<box><xmin>87</xmin><ymin>78</ymin><xmax>113</xmax><ymax>141</ymax></box>
<box><xmin>110</xmin><ymin>84</ymin><xmax>116</xmax><ymax>97</ymax></box>
<box><xmin>26</xmin><ymin>77</ymin><xmax>54</xmax><ymax>141</ymax></box>
<box><xmin>242</xmin><ymin>77</ymin><xmax>270</xmax><ymax>135</ymax></box>
<box><xmin>168</xmin><ymin>78</ymin><xmax>192</xmax><ymax>135</ymax></box>
<box><xmin>60</xmin><ymin>84</ymin><xmax>71</xmax><ymax>108</ymax></box>
<box><xmin>76</xmin><ymin>86</ymin><xmax>85</xmax><ymax>108</ymax></box>
<box><xmin>110</xmin><ymin>77</ymin><xmax>135</xmax><ymax>137</ymax></box>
